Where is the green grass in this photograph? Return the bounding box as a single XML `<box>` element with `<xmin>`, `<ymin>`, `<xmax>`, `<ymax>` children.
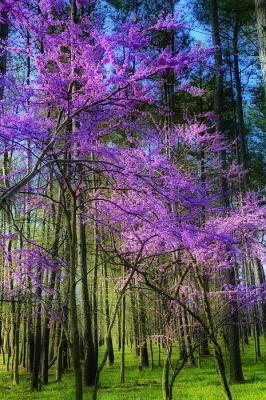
<box><xmin>1</xmin><ymin>340</ymin><xmax>266</xmax><ymax>399</ymax></box>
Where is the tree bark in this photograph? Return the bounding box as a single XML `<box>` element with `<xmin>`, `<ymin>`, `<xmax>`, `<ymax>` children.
<box><xmin>31</xmin><ymin>273</ymin><xmax>42</xmax><ymax>390</ymax></box>
<box><xmin>209</xmin><ymin>0</ymin><xmax>244</xmax><ymax>384</ymax></box>
<box><xmin>255</xmin><ymin>0</ymin><xmax>266</xmax><ymax>98</ymax></box>
<box><xmin>12</xmin><ymin>302</ymin><xmax>20</xmax><ymax>385</ymax></box>
<box><xmin>162</xmin><ymin>346</ymin><xmax>172</xmax><ymax>400</ymax></box>
<box><xmin>120</xmin><ymin>269</ymin><xmax>126</xmax><ymax>383</ymax></box>
<box><xmin>232</xmin><ymin>22</ymin><xmax>248</xmax><ymax>191</ymax></box>
<box><xmin>42</xmin><ymin>201</ymin><xmax>62</xmax><ymax>385</ymax></box>
<box><xmin>103</xmin><ymin>259</ymin><xmax>114</xmax><ymax>366</ymax></box>
<box><xmin>79</xmin><ymin>205</ymin><xmax>96</xmax><ymax>386</ymax></box>
<box><xmin>139</xmin><ymin>290</ymin><xmax>149</xmax><ymax>368</ymax></box>
<box><xmin>69</xmin><ymin>197</ymin><xmax>83</xmax><ymax>400</ymax></box>
<box><xmin>0</xmin><ymin>13</ymin><xmax>8</xmax><ymax>99</ymax></box>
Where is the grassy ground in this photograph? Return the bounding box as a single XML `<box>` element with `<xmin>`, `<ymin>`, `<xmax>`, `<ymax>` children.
<box><xmin>1</xmin><ymin>340</ymin><xmax>266</xmax><ymax>399</ymax></box>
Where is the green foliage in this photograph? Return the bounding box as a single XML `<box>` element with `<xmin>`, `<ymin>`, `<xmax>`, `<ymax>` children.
<box><xmin>193</xmin><ymin>0</ymin><xmax>255</xmax><ymax>25</ymax></box>
<box><xmin>246</xmin><ymin>85</ymin><xmax>266</xmax><ymax>188</ymax></box>
<box><xmin>106</xmin><ymin>0</ymin><xmax>170</xmax><ymax>20</ymax></box>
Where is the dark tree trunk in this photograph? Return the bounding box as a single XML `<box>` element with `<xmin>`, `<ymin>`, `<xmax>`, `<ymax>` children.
<box><xmin>130</xmin><ymin>285</ymin><xmax>140</xmax><ymax>356</ymax></box>
<box><xmin>69</xmin><ymin>200</ymin><xmax>83</xmax><ymax>400</ymax></box>
<box><xmin>139</xmin><ymin>291</ymin><xmax>149</xmax><ymax>368</ymax></box>
<box><xmin>92</xmin><ymin>218</ymin><xmax>99</xmax><ymax>379</ymax></box>
<box><xmin>0</xmin><ymin>14</ymin><xmax>8</xmax><ymax>99</ymax></box>
<box><xmin>209</xmin><ymin>0</ymin><xmax>244</xmax><ymax>384</ymax></box>
<box><xmin>182</xmin><ymin>308</ymin><xmax>195</xmax><ymax>366</ymax></box>
<box><xmin>31</xmin><ymin>285</ymin><xmax>42</xmax><ymax>390</ymax></box>
<box><xmin>255</xmin><ymin>0</ymin><xmax>266</xmax><ymax>97</ymax></box>
<box><xmin>254</xmin><ymin>259</ymin><xmax>266</xmax><ymax>352</ymax></box>
<box><xmin>28</xmin><ymin>314</ymin><xmax>34</xmax><ymax>373</ymax></box>
<box><xmin>225</xmin><ymin>292</ymin><xmax>244</xmax><ymax>383</ymax></box>
<box><xmin>42</xmin><ymin>274</ymin><xmax>56</xmax><ymax>384</ymax></box>
<box><xmin>56</xmin><ymin>327</ymin><xmax>63</xmax><ymax>383</ymax></box>
<box><xmin>162</xmin><ymin>346</ymin><xmax>172</xmax><ymax>400</ymax></box>
<box><xmin>200</xmin><ymin>328</ymin><xmax>210</xmax><ymax>357</ymax></box>
<box><xmin>79</xmin><ymin>209</ymin><xmax>96</xmax><ymax>386</ymax></box>
<box><xmin>42</xmin><ymin>205</ymin><xmax>61</xmax><ymax>384</ymax></box>
<box><xmin>232</xmin><ymin>22</ymin><xmax>248</xmax><ymax>191</ymax></box>
<box><xmin>21</xmin><ymin>314</ymin><xmax>27</xmax><ymax>368</ymax></box>
<box><xmin>103</xmin><ymin>259</ymin><xmax>114</xmax><ymax>366</ymax></box>
<box><xmin>12</xmin><ymin>302</ymin><xmax>20</xmax><ymax>385</ymax></box>
<box><xmin>120</xmin><ymin>288</ymin><xmax>126</xmax><ymax>383</ymax></box>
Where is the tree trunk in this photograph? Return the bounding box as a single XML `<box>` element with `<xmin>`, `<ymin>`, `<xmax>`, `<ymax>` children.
<box><xmin>69</xmin><ymin>199</ymin><xmax>83</xmax><ymax>400</ymax></box>
<box><xmin>93</xmin><ymin>217</ymin><xmax>99</xmax><ymax>379</ymax></box>
<box><xmin>162</xmin><ymin>346</ymin><xmax>172</xmax><ymax>400</ymax></box>
<box><xmin>12</xmin><ymin>302</ymin><xmax>20</xmax><ymax>385</ymax></box>
<box><xmin>31</xmin><ymin>285</ymin><xmax>42</xmax><ymax>390</ymax></box>
<box><xmin>139</xmin><ymin>291</ymin><xmax>149</xmax><ymax>368</ymax></box>
<box><xmin>103</xmin><ymin>259</ymin><xmax>114</xmax><ymax>366</ymax></box>
<box><xmin>212</xmin><ymin>338</ymin><xmax>233</xmax><ymax>400</ymax></box>
<box><xmin>182</xmin><ymin>308</ymin><xmax>195</xmax><ymax>366</ymax></box>
<box><xmin>130</xmin><ymin>285</ymin><xmax>140</xmax><ymax>356</ymax></box>
<box><xmin>120</xmin><ymin>288</ymin><xmax>126</xmax><ymax>383</ymax></box>
<box><xmin>42</xmin><ymin>202</ymin><xmax>62</xmax><ymax>385</ymax></box>
<box><xmin>232</xmin><ymin>22</ymin><xmax>248</xmax><ymax>191</ymax></box>
<box><xmin>209</xmin><ymin>0</ymin><xmax>244</xmax><ymax>384</ymax></box>
<box><xmin>79</xmin><ymin>205</ymin><xmax>96</xmax><ymax>386</ymax></box>
<box><xmin>0</xmin><ymin>13</ymin><xmax>8</xmax><ymax>99</ymax></box>
<box><xmin>254</xmin><ymin>259</ymin><xmax>266</xmax><ymax>351</ymax></box>
<box><xmin>255</xmin><ymin>0</ymin><xmax>266</xmax><ymax>98</ymax></box>
<box><xmin>92</xmin><ymin>264</ymin><xmax>136</xmax><ymax>400</ymax></box>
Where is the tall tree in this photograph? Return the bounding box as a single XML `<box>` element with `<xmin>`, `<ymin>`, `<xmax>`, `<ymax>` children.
<box><xmin>255</xmin><ymin>0</ymin><xmax>266</xmax><ymax>97</ymax></box>
<box><xmin>209</xmin><ymin>0</ymin><xmax>244</xmax><ymax>384</ymax></box>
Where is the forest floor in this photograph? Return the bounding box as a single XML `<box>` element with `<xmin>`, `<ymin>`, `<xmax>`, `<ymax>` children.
<box><xmin>1</xmin><ymin>340</ymin><xmax>266</xmax><ymax>400</ymax></box>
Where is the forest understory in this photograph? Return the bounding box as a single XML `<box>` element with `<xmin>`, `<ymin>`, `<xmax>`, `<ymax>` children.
<box><xmin>1</xmin><ymin>341</ymin><xmax>266</xmax><ymax>400</ymax></box>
